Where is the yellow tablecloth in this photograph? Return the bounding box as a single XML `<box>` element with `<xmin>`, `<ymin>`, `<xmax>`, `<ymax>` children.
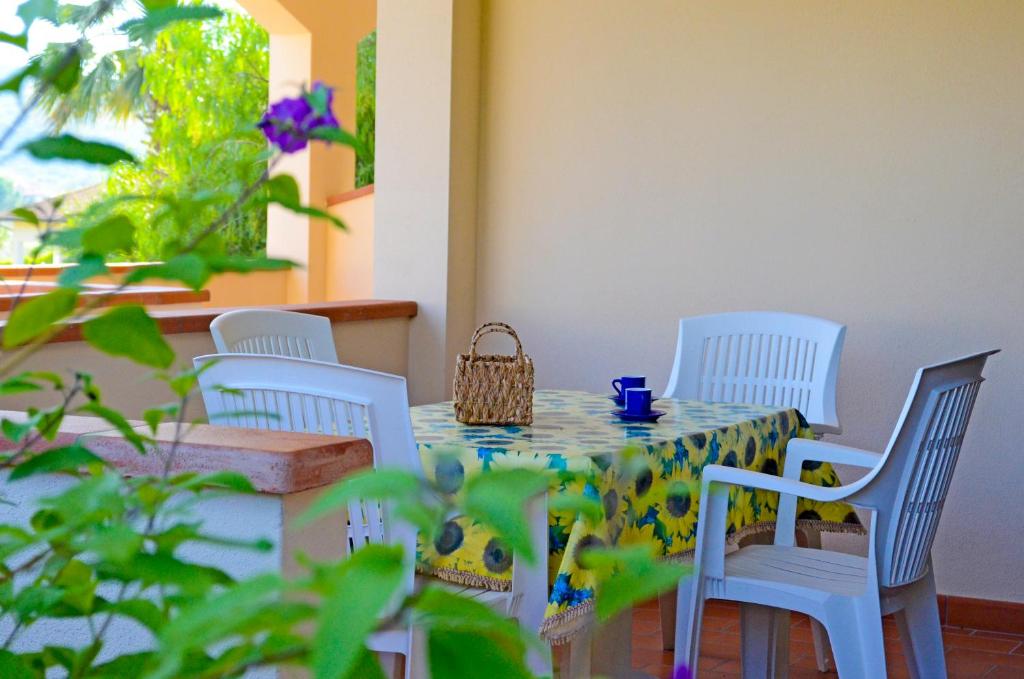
<box><xmin>411</xmin><ymin>390</ymin><xmax>862</xmax><ymax>643</ymax></box>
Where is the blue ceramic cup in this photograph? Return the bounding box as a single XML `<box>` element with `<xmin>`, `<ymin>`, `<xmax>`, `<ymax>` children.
<box><xmin>613</xmin><ymin>375</ymin><xmax>646</xmax><ymax>399</ymax></box>
<box><xmin>624</xmin><ymin>387</ymin><xmax>653</xmax><ymax>415</ymax></box>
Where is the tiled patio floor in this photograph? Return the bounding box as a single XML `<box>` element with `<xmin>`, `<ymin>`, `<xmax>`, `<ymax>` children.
<box><xmin>632</xmin><ymin>598</ymin><xmax>1024</xmax><ymax>678</ymax></box>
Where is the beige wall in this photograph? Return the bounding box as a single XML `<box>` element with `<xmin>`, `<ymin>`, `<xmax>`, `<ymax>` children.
<box><xmin>472</xmin><ymin>0</ymin><xmax>1024</xmax><ymax>601</ymax></box>
<box><xmin>0</xmin><ymin>268</ymin><xmax>290</xmax><ymax>309</ymax></box>
<box><xmin>240</xmin><ymin>0</ymin><xmax>377</xmax><ymax>303</ymax></box>
<box><xmin>374</xmin><ymin>0</ymin><xmax>482</xmax><ymax>404</ymax></box>
<box><xmin>2</xmin><ymin>317</ymin><xmax>410</xmax><ymax>420</ymax></box>
<box><xmin>327</xmin><ymin>191</ymin><xmax>375</xmax><ymax>299</ymax></box>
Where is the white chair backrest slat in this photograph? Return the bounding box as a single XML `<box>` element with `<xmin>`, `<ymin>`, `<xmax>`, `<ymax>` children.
<box><xmin>210</xmin><ymin>309</ymin><xmax>339</xmax><ymax>363</ymax></box>
<box><xmin>194</xmin><ymin>354</ymin><xmax>420</xmax><ymax>571</ymax></box>
<box><xmin>839</xmin><ymin>350</ymin><xmax>997</xmax><ymax>588</ymax></box>
<box><xmin>665</xmin><ymin>312</ymin><xmax>846</xmax><ymax>433</ymax></box>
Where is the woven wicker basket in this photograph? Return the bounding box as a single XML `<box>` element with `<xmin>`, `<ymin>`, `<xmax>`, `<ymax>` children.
<box><xmin>453</xmin><ymin>322</ymin><xmax>534</xmax><ymax>425</ymax></box>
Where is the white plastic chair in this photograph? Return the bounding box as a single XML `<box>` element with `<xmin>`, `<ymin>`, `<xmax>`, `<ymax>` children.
<box><xmin>678</xmin><ymin>350</ymin><xmax>998</xmax><ymax>679</ymax></box>
<box><xmin>209</xmin><ymin>309</ymin><xmax>339</xmax><ymax>362</ymax></box>
<box><xmin>664</xmin><ymin>311</ymin><xmax>846</xmax><ymax>435</ymax></box>
<box><xmin>193</xmin><ymin>354</ymin><xmax>551</xmax><ymax>678</ymax></box>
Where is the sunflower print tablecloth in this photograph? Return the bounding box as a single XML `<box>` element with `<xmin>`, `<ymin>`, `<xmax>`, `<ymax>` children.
<box><xmin>411</xmin><ymin>390</ymin><xmax>863</xmax><ymax>643</ymax></box>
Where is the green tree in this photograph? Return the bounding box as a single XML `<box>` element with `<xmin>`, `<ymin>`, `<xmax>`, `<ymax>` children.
<box><xmin>355</xmin><ymin>29</ymin><xmax>375</xmax><ymax>188</ymax></box>
<box><xmin>102</xmin><ymin>12</ymin><xmax>269</xmax><ymax>260</ymax></box>
<box><xmin>35</xmin><ymin>3</ymin><xmax>269</xmax><ymax>260</ymax></box>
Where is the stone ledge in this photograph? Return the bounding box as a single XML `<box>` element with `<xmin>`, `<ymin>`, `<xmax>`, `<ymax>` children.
<box><xmin>0</xmin><ymin>299</ymin><xmax>418</xmax><ymax>345</ymax></box>
<box><xmin>0</xmin><ymin>411</ymin><xmax>373</xmax><ymax>494</ymax></box>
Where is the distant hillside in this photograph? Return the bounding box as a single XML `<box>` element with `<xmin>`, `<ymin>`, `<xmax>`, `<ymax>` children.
<box><xmin>0</xmin><ymin>95</ymin><xmax>145</xmax><ymax>205</ymax></box>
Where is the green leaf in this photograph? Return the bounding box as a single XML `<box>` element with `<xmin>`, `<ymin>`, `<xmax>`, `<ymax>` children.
<box><xmin>266</xmin><ymin>174</ymin><xmax>300</xmax><ymax>206</ymax></box>
<box><xmin>413</xmin><ymin>585</ymin><xmax>527</xmax><ymax>641</ymax></box>
<box><xmin>205</xmin><ymin>255</ymin><xmax>295</xmax><ymax>274</ymax></box>
<box><xmin>142</xmin><ymin>403</ymin><xmax>177</xmax><ymax>434</ymax></box>
<box><xmin>0</xmin><ymin>32</ymin><xmax>27</xmax><ymax>50</ymax></box>
<box><xmin>57</xmin><ymin>254</ymin><xmax>108</xmax><ymax>288</ymax></box>
<box><xmin>81</xmin><ymin>215</ymin><xmax>135</xmax><ymax>255</ymax></box>
<box><xmin>55</xmin><ymin>559</ymin><xmax>97</xmax><ymax>613</ymax></box>
<box><xmin>2</xmin><ymin>415</ymin><xmax>37</xmax><ymax>443</ymax></box>
<box><xmin>0</xmin><ymin>377</ymin><xmax>43</xmax><ymax>396</ymax></box>
<box><xmin>306</xmin><ymin>85</ymin><xmax>330</xmax><ymax>115</ymax></box>
<box><xmin>463</xmin><ymin>469</ymin><xmax>551</xmax><ymax>563</ymax></box>
<box><xmin>16</xmin><ymin>0</ymin><xmax>58</xmax><ymax>27</ymax></box>
<box><xmin>309</xmin><ymin>126</ymin><xmax>364</xmax><ymax>156</ymax></box>
<box><xmin>10</xmin><ymin>207</ymin><xmax>39</xmax><ymax>226</ymax></box>
<box><xmin>312</xmin><ymin>544</ymin><xmax>406</xmax><ymax>679</ymax></box>
<box><xmin>9</xmin><ymin>445</ymin><xmax>105</xmax><ymax>480</ymax></box>
<box><xmin>266</xmin><ymin>174</ymin><xmax>347</xmax><ymax>230</ymax></box>
<box><xmin>340</xmin><ymin>649</ymin><xmax>387</xmax><ymax>679</ymax></box>
<box><xmin>296</xmin><ymin>469</ymin><xmax>423</xmax><ymax>528</ymax></box>
<box><xmin>150</xmin><ymin>574</ymin><xmax>282</xmax><ymax>679</ymax></box>
<box><xmin>580</xmin><ymin>546</ymin><xmax>691</xmax><ymax>621</ymax></box>
<box><xmin>279</xmin><ymin>203</ymin><xmax>347</xmax><ymax>230</ymax></box>
<box><xmin>0</xmin><ymin>62</ymin><xmax>39</xmax><ymax>93</ymax></box>
<box><xmin>428</xmin><ymin>628</ymin><xmax>533</xmax><ymax>679</ymax></box>
<box><xmin>549</xmin><ymin>492</ymin><xmax>604</xmax><ymax>523</ymax></box>
<box><xmin>83</xmin><ymin>305</ymin><xmax>174</xmax><ymax>369</ymax></box>
<box><xmin>77</xmin><ymin>402</ymin><xmax>148</xmax><ymax>453</ymax></box>
<box><xmin>125</xmin><ymin>254</ymin><xmax>208</xmax><ymax>290</ymax></box>
<box><xmin>96</xmin><ymin>552</ymin><xmax>233</xmax><ymax>593</ymax></box>
<box><xmin>89</xmin><ymin>652</ymin><xmax>154</xmax><ymax>678</ymax></box>
<box><xmin>81</xmin><ymin>523</ymin><xmax>143</xmax><ymax>563</ymax></box>
<box><xmin>0</xmin><ymin>650</ymin><xmax>35</xmax><ymax>679</ymax></box>
<box><xmin>21</xmin><ymin>134</ymin><xmax>135</xmax><ymax>166</ymax></box>
<box><xmin>46</xmin><ymin>46</ymin><xmax>82</xmax><ymax>93</ymax></box>
<box><xmin>120</xmin><ymin>5</ymin><xmax>223</xmax><ymax>40</ymax></box>
<box><xmin>25</xmin><ymin>371</ymin><xmax>64</xmax><ymax>389</ymax></box>
<box><xmin>174</xmin><ymin>471</ymin><xmax>255</xmax><ymax>493</ymax></box>
<box><xmin>2</xmin><ymin>288</ymin><xmax>78</xmax><ymax>348</ymax></box>
<box><xmin>94</xmin><ymin>598</ymin><xmax>164</xmax><ymax>633</ymax></box>
<box><xmin>12</xmin><ymin>586</ymin><xmax>65</xmax><ymax>621</ymax></box>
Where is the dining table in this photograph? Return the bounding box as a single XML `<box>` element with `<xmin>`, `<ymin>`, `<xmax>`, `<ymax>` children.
<box><xmin>410</xmin><ymin>389</ymin><xmax>864</xmax><ymax>667</ymax></box>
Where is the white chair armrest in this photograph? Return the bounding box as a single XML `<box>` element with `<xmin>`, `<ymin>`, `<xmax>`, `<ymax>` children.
<box><xmin>775</xmin><ymin>440</ymin><xmax>881</xmax><ymax>546</ymax></box>
<box><xmin>782</xmin><ymin>439</ymin><xmax>883</xmax><ymax>480</ymax></box>
<box><xmin>702</xmin><ymin>464</ymin><xmax>854</xmax><ymax>502</ymax></box>
<box><xmin>694</xmin><ymin>465</ymin><xmax>855</xmax><ymax>580</ymax></box>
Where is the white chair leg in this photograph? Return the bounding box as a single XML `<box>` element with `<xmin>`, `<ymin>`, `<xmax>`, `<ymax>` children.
<box><xmin>892</xmin><ymin>571</ymin><xmax>947</xmax><ymax>679</ymax></box>
<box><xmin>660</xmin><ymin>586</ymin><xmax>678</xmax><ymax>650</ymax></box>
<box><xmin>407</xmin><ymin>628</ymin><xmax>428</xmax><ymax>679</ymax></box>
<box><xmin>827</xmin><ymin>598</ymin><xmax>887</xmax><ymax>679</ymax></box>
<box><xmin>739</xmin><ymin>603</ymin><xmax>790</xmax><ymax>679</ymax></box>
<box><xmin>674</xmin><ymin>575</ymin><xmax>701</xmax><ymax>673</ymax></box>
<box><xmin>802</xmin><ymin>525</ymin><xmax>834</xmax><ymax>673</ymax></box>
<box><xmin>526</xmin><ymin>642</ymin><xmax>553</xmax><ymax>678</ymax></box>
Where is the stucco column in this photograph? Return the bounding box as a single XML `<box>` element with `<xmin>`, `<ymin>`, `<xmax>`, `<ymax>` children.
<box><xmin>374</xmin><ymin>0</ymin><xmax>481</xmax><ymax>404</ymax></box>
<box><xmin>240</xmin><ymin>0</ymin><xmax>377</xmax><ymax>303</ymax></box>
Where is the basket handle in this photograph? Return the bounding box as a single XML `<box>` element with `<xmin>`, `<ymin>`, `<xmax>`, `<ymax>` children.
<box><xmin>468</xmin><ymin>322</ymin><xmax>526</xmax><ymax>361</ymax></box>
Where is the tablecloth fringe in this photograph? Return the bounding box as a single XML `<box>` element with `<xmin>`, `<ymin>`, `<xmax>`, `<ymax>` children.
<box><xmin>539</xmin><ymin>599</ymin><xmax>596</xmax><ymax>646</ymax></box>
<box><xmin>416</xmin><ymin>565</ymin><xmax>512</xmax><ymax>592</ymax></box>
<box><xmin>796</xmin><ymin>518</ymin><xmax>867</xmax><ymax>536</ymax></box>
<box><xmin>421</xmin><ymin>519</ymin><xmax>867</xmax><ymax>646</ymax></box>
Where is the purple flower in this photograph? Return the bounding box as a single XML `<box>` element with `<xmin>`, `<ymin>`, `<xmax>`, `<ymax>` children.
<box><xmin>258</xmin><ymin>81</ymin><xmax>341</xmax><ymax>153</ymax></box>
<box><xmin>672</xmin><ymin>663</ymin><xmax>692</xmax><ymax>679</ymax></box>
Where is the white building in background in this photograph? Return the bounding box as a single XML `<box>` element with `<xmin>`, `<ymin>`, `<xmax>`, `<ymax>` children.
<box><xmin>0</xmin><ymin>184</ymin><xmax>101</xmax><ymax>265</ymax></box>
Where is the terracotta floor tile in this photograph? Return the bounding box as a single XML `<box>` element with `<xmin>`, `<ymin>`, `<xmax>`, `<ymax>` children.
<box><xmin>637</xmin><ymin>597</ymin><xmax>660</xmax><ymax>610</ymax></box>
<box><xmin>983</xmin><ymin>665</ymin><xmax>1024</xmax><ymax>679</ymax></box>
<box><xmin>973</xmin><ymin>629</ymin><xmax>1024</xmax><ymax>642</ymax></box>
<box><xmin>633</xmin><ymin>620</ymin><xmax>661</xmax><ymax>637</ymax></box>
<box><xmin>943</xmin><ymin>629</ymin><xmax>1022</xmax><ymax>654</ymax></box>
<box><xmin>629</xmin><ymin>602</ymin><xmax>1024</xmax><ymax>679</ymax></box>
<box><xmin>633</xmin><ymin>608</ymin><xmax>663</xmax><ymax>625</ymax></box>
<box><xmin>944</xmin><ymin>648</ymin><xmax>1003</xmax><ymax>676</ymax></box>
